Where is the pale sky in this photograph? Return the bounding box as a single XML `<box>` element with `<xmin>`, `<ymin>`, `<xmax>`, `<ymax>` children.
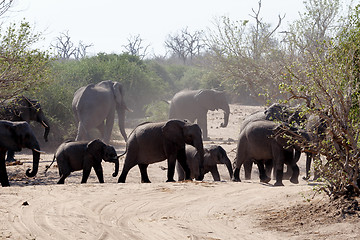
<box><xmin>0</xmin><ymin>0</ymin><xmax>315</xmax><ymax>56</ymax></box>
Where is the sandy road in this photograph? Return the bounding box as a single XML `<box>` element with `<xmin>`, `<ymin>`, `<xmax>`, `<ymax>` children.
<box><xmin>0</xmin><ymin>176</ymin><xmax>312</xmax><ymax>240</ymax></box>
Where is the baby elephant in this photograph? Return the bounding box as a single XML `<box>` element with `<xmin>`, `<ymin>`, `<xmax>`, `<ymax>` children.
<box><xmin>48</xmin><ymin>139</ymin><xmax>119</xmax><ymax>184</ymax></box>
<box><xmin>177</xmin><ymin>145</ymin><xmax>233</xmax><ymax>181</ymax></box>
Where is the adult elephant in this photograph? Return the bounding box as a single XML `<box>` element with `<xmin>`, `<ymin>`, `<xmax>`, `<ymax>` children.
<box><xmin>72</xmin><ymin>80</ymin><xmax>128</xmax><ymax>143</ymax></box>
<box><xmin>176</xmin><ymin>145</ymin><xmax>233</xmax><ymax>181</ymax></box>
<box><xmin>169</xmin><ymin>89</ymin><xmax>230</xmax><ymax>140</ymax></box>
<box><xmin>118</xmin><ymin>119</ymin><xmax>205</xmax><ymax>183</ymax></box>
<box><xmin>239</xmin><ymin>103</ymin><xmax>305</xmax><ymax>180</ymax></box>
<box><xmin>233</xmin><ymin>120</ymin><xmax>309</xmax><ymax>186</ymax></box>
<box><xmin>0</xmin><ymin>120</ymin><xmax>41</xmax><ymax>187</ymax></box>
<box><xmin>0</xmin><ymin>96</ymin><xmax>50</xmax><ymax>161</ymax></box>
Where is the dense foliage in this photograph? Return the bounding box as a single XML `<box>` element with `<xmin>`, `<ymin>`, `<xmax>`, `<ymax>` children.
<box><xmin>0</xmin><ymin>21</ymin><xmax>52</xmax><ymax>100</ymax></box>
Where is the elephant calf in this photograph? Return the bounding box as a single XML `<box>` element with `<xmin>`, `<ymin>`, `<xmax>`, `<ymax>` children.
<box><xmin>48</xmin><ymin>139</ymin><xmax>119</xmax><ymax>184</ymax></box>
<box><xmin>176</xmin><ymin>145</ymin><xmax>233</xmax><ymax>181</ymax></box>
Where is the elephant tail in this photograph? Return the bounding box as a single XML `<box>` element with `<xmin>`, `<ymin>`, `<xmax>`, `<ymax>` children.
<box><xmin>44</xmin><ymin>155</ymin><xmax>56</xmax><ymax>176</ymax></box>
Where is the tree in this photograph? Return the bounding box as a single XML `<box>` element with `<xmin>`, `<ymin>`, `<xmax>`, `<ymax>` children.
<box><xmin>206</xmin><ymin>0</ymin><xmax>284</xmax><ymax>103</ymax></box>
<box><xmin>278</xmin><ymin>1</ymin><xmax>360</xmax><ymax>198</ymax></box>
<box><xmin>51</xmin><ymin>31</ymin><xmax>93</xmax><ymax>60</ymax></box>
<box><xmin>123</xmin><ymin>34</ymin><xmax>150</xmax><ymax>60</ymax></box>
<box><xmin>165</xmin><ymin>27</ymin><xmax>205</xmax><ymax>64</ymax></box>
<box><xmin>0</xmin><ymin>0</ymin><xmax>12</xmax><ymax>16</ymax></box>
<box><xmin>0</xmin><ymin>21</ymin><xmax>52</xmax><ymax>101</ymax></box>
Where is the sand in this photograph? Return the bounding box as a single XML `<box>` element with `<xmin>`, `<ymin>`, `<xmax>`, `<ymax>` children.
<box><xmin>1</xmin><ymin>104</ymin><xmax>359</xmax><ymax>240</ymax></box>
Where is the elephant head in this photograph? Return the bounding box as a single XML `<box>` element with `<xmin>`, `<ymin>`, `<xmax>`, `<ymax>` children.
<box><xmin>86</xmin><ymin>139</ymin><xmax>119</xmax><ymax>177</ymax></box>
<box><xmin>195</xmin><ymin>90</ymin><xmax>230</xmax><ymax>128</ymax></box>
<box><xmin>0</xmin><ymin>121</ymin><xmax>41</xmax><ymax>180</ymax></box>
<box><xmin>163</xmin><ymin>120</ymin><xmax>205</xmax><ymax>180</ymax></box>
<box><xmin>207</xmin><ymin>146</ymin><xmax>233</xmax><ymax>179</ymax></box>
<box><xmin>112</xmin><ymin>82</ymin><xmax>128</xmax><ymax>141</ymax></box>
<box><xmin>8</xmin><ymin>96</ymin><xmax>50</xmax><ymax>142</ymax></box>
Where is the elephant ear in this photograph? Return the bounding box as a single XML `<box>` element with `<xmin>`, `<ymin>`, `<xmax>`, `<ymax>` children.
<box><xmin>162</xmin><ymin>120</ymin><xmax>185</xmax><ymax>148</ymax></box>
<box><xmin>86</xmin><ymin>139</ymin><xmax>106</xmax><ymax>161</ymax></box>
<box><xmin>112</xmin><ymin>82</ymin><xmax>125</xmax><ymax>106</ymax></box>
<box><xmin>194</xmin><ymin>89</ymin><xmax>217</xmax><ymax>111</ymax></box>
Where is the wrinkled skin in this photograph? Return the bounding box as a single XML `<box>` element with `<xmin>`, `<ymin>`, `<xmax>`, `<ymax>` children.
<box><xmin>50</xmin><ymin>139</ymin><xmax>119</xmax><ymax>184</ymax></box>
<box><xmin>177</xmin><ymin>145</ymin><xmax>233</xmax><ymax>181</ymax></box>
<box><xmin>169</xmin><ymin>89</ymin><xmax>230</xmax><ymax>140</ymax></box>
<box><xmin>233</xmin><ymin>120</ymin><xmax>303</xmax><ymax>186</ymax></box>
<box><xmin>118</xmin><ymin>120</ymin><xmax>205</xmax><ymax>183</ymax></box>
<box><xmin>0</xmin><ymin>96</ymin><xmax>50</xmax><ymax>161</ymax></box>
<box><xmin>0</xmin><ymin>120</ymin><xmax>41</xmax><ymax>187</ymax></box>
<box><xmin>239</xmin><ymin>103</ymin><xmax>304</xmax><ymax>180</ymax></box>
<box><xmin>72</xmin><ymin>80</ymin><xmax>128</xmax><ymax>143</ymax></box>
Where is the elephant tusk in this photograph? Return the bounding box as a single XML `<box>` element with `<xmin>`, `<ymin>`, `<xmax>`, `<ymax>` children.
<box><xmin>33</xmin><ymin>149</ymin><xmax>46</xmax><ymax>154</ymax></box>
<box><xmin>41</xmin><ymin>121</ymin><xmax>49</xmax><ymax>128</ymax></box>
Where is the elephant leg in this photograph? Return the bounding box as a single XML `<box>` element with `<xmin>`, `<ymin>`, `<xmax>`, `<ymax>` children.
<box><xmin>139</xmin><ymin>164</ymin><xmax>151</xmax><ymax>183</ymax></box>
<box><xmin>304</xmin><ymin>152</ymin><xmax>312</xmax><ymax>180</ymax></box>
<box><xmin>93</xmin><ymin>164</ymin><xmax>104</xmax><ymax>183</ymax></box>
<box><xmin>76</xmin><ymin>121</ymin><xmax>90</xmax><ymax>141</ymax></box>
<box><xmin>244</xmin><ymin>160</ymin><xmax>253</xmax><ymax>180</ymax></box>
<box><xmin>283</xmin><ymin>151</ymin><xmax>294</xmax><ymax>180</ymax></box>
<box><xmin>274</xmin><ymin>155</ymin><xmax>285</xmax><ymax>187</ymax></box>
<box><xmin>289</xmin><ymin>163</ymin><xmax>300</xmax><ymax>184</ymax></box>
<box><xmin>103</xmin><ymin>112</ymin><xmax>115</xmax><ymax>144</ymax></box>
<box><xmin>81</xmin><ymin>167</ymin><xmax>92</xmax><ymax>183</ymax></box>
<box><xmin>255</xmin><ymin>160</ymin><xmax>271</xmax><ymax>183</ymax></box>
<box><xmin>0</xmin><ymin>151</ymin><xmax>10</xmax><ymax>187</ymax></box>
<box><xmin>264</xmin><ymin>159</ymin><xmax>273</xmax><ymax>179</ymax></box>
<box><xmin>210</xmin><ymin>167</ymin><xmax>221</xmax><ymax>181</ymax></box>
<box><xmin>176</xmin><ymin>161</ymin><xmax>186</xmax><ymax>181</ymax></box>
<box><xmin>177</xmin><ymin>150</ymin><xmax>191</xmax><ymax>180</ymax></box>
<box><xmin>57</xmin><ymin>172</ymin><xmax>70</xmax><ymax>184</ymax></box>
<box><xmin>197</xmin><ymin>112</ymin><xmax>208</xmax><ymax>140</ymax></box>
<box><xmin>6</xmin><ymin>150</ymin><xmax>15</xmax><ymax>162</ymax></box>
<box><xmin>118</xmin><ymin>155</ymin><xmax>137</xmax><ymax>183</ymax></box>
<box><xmin>166</xmin><ymin>155</ymin><xmax>177</xmax><ymax>182</ymax></box>
<box><xmin>232</xmin><ymin>167</ymin><xmax>241</xmax><ymax>182</ymax></box>
<box><xmin>96</xmin><ymin>121</ymin><xmax>106</xmax><ymax>140</ymax></box>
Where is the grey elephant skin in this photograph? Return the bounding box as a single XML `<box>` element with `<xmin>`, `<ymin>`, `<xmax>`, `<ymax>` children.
<box><xmin>50</xmin><ymin>139</ymin><xmax>119</xmax><ymax>184</ymax></box>
<box><xmin>233</xmin><ymin>120</ymin><xmax>306</xmax><ymax>186</ymax></box>
<box><xmin>0</xmin><ymin>96</ymin><xmax>50</xmax><ymax>161</ymax></box>
<box><xmin>0</xmin><ymin>120</ymin><xmax>41</xmax><ymax>187</ymax></box>
<box><xmin>304</xmin><ymin>114</ymin><xmax>327</xmax><ymax>180</ymax></box>
<box><xmin>72</xmin><ymin>80</ymin><xmax>128</xmax><ymax>143</ymax></box>
<box><xmin>239</xmin><ymin>103</ymin><xmax>304</xmax><ymax>180</ymax></box>
<box><xmin>169</xmin><ymin>89</ymin><xmax>230</xmax><ymax>140</ymax></box>
<box><xmin>118</xmin><ymin>119</ymin><xmax>205</xmax><ymax>183</ymax></box>
<box><xmin>177</xmin><ymin>145</ymin><xmax>233</xmax><ymax>181</ymax></box>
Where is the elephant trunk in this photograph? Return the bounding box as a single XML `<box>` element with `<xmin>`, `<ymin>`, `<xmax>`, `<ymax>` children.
<box><xmin>112</xmin><ymin>158</ymin><xmax>119</xmax><ymax>177</ymax></box>
<box><xmin>222</xmin><ymin>156</ymin><xmax>233</xmax><ymax>179</ymax></box>
<box><xmin>26</xmin><ymin>148</ymin><xmax>40</xmax><ymax>177</ymax></box>
<box><xmin>220</xmin><ymin>104</ymin><xmax>230</xmax><ymax>128</ymax></box>
<box><xmin>41</xmin><ymin>117</ymin><xmax>50</xmax><ymax>142</ymax></box>
<box><xmin>116</xmin><ymin>105</ymin><xmax>128</xmax><ymax>141</ymax></box>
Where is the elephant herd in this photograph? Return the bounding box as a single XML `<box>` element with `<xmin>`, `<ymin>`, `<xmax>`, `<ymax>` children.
<box><xmin>0</xmin><ymin>80</ymin><xmax>321</xmax><ymax>187</ymax></box>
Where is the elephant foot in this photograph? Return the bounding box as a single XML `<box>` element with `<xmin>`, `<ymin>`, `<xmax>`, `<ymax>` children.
<box><xmin>302</xmin><ymin>175</ymin><xmax>310</xmax><ymax>180</ymax></box>
<box><xmin>232</xmin><ymin>177</ymin><xmax>241</xmax><ymax>182</ymax></box>
<box><xmin>166</xmin><ymin>179</ymin><xmax>175</xmax><ymax>182</ymax></box>
<box><xmin>260</xmin><ymin>176</ymin><xmax>271</xmax><ymax>184</ymax></box>
<box><xmin>290</xmin><ymin>177</ymin><xmax>299</xmax><ymax>184</ymax></box>
<box><xmin>274</xmin><ymin>181</ymin><xmax>284</xmax><ymax>186</ymax></box>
